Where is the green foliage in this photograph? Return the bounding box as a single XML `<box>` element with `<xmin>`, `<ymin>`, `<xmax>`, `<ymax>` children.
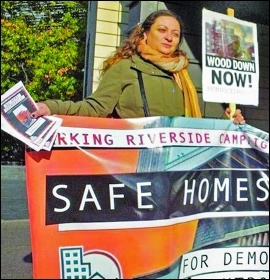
<box><xmin>1</xmin><ymin>1</ymin><xmax>87</xmax><ymax>101</ymax></box>
<box><xmin>1</xmin><ymin>131</ymin><xmax>25</xmax><ymax>164</ymax></box>
<box><xmin>1</xmin><ymin>1</ymin><xmax>88</xmax><ymax>164</ymax></box>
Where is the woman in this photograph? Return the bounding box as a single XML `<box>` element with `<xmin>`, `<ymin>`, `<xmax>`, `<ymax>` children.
<box><xmin>31</xmin><ymin>9</ymin><xmax>245</xmax><ymax>124</ymax></box>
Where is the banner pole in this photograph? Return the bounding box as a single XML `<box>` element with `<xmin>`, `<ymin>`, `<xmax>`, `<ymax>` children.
<box><xmin>227</xmin><ymin>7</ymin><xmax>236</xmax><ymax>120</ymax></box>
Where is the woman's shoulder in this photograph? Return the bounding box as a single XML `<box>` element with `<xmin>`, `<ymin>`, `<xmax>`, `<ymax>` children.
<box><xmin>105</xmin><ymin>54</ymin><xmax>156</xmax><ymax>75</ymax></box>
<box><xmin>112</xmin><ymin>57</ymin><xmax>133</xmax><ymax>69</ymax></box>
<box><xmin>110</xmin><ymin>54</ymin><xmax>143</xmax><ymax>69</ymax></box>
<box><xmin>104</xmin><ymin>56</ymin><xmax>138</xmax><ymax>75</ymax></box>
<box><xmin>101</xmin><ymin>57</ymin><xmax>135</xmax><ymax>80</ymax></box>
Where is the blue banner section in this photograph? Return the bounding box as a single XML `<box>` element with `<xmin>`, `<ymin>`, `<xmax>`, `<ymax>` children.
<box><xmin>44</xmin><ymin>116</ymin><xmax>268</xmax><ymax>279</ymax></box>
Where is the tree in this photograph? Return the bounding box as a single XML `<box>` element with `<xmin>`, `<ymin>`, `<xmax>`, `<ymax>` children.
<box><xmin>1</xmin><ymin>1</ymin><xmax>88</xmax><ymax>164</ymax></box>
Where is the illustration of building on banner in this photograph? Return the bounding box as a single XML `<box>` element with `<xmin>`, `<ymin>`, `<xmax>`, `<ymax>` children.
<box><xmin>60</xmin><ymin>247</ymin><xmax>122</xmax><ymax>279</ymax></box>
<box><xmin>137</xmin><ymin>117</ymin><xmax>268</xmax><ymax>172</ymax></box>
<box><xmin>135</xmin><ymin>116</ymin><xmax>269</xmax><ymax>278</ymax></box>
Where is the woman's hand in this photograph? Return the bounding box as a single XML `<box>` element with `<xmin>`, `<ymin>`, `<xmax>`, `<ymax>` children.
<box><xmin>225</xmin><ymin>108</ymin><xmax>246</xmax><ymax>125</ymax></box>
<box><xmin>31</xmin><ymin>102</ymin><xmax>51</xmax><ymax>118</ymax></box>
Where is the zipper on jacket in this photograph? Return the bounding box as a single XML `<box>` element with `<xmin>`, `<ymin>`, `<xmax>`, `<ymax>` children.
<box><xmin>172</xmin><ymin>78</ymin><xmax>177</xmax><ymax>93</ymax></box>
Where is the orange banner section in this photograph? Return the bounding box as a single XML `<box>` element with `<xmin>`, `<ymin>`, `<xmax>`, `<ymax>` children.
<box><xmin>25</xmin><ymin>116</ymin><xmax>197</xmax><ymax>278</ymax></box>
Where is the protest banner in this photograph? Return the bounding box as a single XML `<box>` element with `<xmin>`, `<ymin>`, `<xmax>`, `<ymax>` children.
<box><xmin>25</xmin><ymin>115</ymin><xmax>269</xmax><ymax>279</ymax></box>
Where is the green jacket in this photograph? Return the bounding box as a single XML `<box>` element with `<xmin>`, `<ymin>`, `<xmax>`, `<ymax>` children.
<box><xmin>44</xmin><ymin>54</ymin><xmax>185</xmax><ymax>118</ymax></box>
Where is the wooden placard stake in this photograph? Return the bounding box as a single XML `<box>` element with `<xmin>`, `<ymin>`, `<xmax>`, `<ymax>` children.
<box><xmin>227</xmin><ymin>7</ymin><xmax>236</xmax><ymax>119</ymax></box>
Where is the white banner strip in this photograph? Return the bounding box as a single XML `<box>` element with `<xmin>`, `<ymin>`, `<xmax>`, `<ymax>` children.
<box><xmin>58</xmin><ymin>211</ymin><xmax>269</xmax><ymax>231</ymax></box>
<box><xmin>54</xmin><ymin>126</ymin><xmax>269</xmax><ymax>153</ymax></box>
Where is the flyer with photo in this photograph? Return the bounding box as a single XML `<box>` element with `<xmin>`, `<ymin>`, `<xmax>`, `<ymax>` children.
<box><xmin>1</xmin><ymin>81</ymin><xmax>62</xmax><ymax>151</ymax></box>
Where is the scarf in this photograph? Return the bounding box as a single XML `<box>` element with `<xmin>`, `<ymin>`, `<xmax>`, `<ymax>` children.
<box><xmin>137</xmin><ymin>39</ymin><xmax>202</xmax><ymax>118</ymax></box>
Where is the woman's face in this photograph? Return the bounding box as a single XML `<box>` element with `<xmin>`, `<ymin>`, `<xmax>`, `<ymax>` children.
<box><xmin>144</xmin><ymin>16</ymin><xmax>181</xmax><ymax>56</ymax></box>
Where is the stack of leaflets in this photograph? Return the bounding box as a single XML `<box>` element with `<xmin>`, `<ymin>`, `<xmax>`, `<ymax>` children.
<box><xmin>1</xmin><ymin>81</ymin><xmax>62</xmax><ymax>151</ymax></box>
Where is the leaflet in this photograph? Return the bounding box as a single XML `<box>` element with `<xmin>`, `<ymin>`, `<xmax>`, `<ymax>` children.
<box><xmin>1</xmin><ymin>81</ymin><xmax>62</xmax><ymax>151</ymax></box>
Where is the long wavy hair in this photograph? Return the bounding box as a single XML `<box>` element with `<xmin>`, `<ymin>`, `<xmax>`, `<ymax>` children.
<box><xmin>100</xmin><ymin>9</ymin><xmax>185</xmax><ymax>77</ymax></box>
